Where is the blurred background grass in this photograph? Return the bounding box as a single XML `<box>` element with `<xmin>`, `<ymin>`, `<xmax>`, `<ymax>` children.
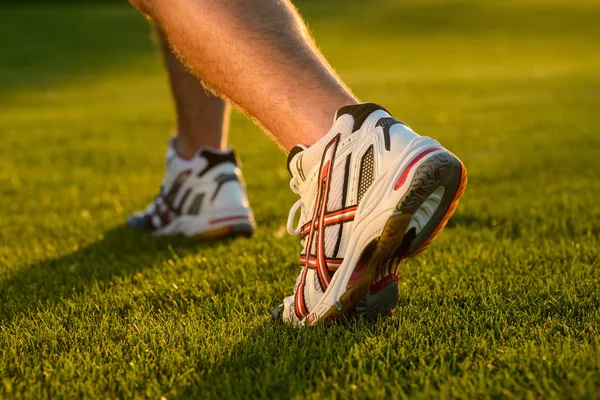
<box><xmin>0</xmin><ymin>0</ymin><xmax>598</xmax><ymax>398</ymax></box>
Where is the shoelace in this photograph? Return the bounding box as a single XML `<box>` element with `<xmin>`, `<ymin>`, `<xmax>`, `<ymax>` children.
<box><xmin>286</xmin><ymin>176</ymin><xmax>304</xmax><ymax>235</ymax></box>
<box><xmin>287</xmin><ymin>199</ymin><xmax>304</xmax><ymax>235</ymax></box>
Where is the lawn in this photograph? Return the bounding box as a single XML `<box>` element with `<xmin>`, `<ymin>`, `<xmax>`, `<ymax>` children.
<box><xmin>0</xmin><ymin>0</ymin><xmax>599</xmax><ymax>398</ymax></box>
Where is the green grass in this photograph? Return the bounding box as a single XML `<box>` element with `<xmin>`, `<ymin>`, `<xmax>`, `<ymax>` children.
<box><xmin>1</xmin><ymin>0</ymin><xmax>599</xmax><ymax>398</ymax></box>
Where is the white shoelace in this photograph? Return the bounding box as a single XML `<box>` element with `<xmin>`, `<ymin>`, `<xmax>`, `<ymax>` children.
<box><xmin>286</xmin><ymin>175</ymin><xmax>304</xmax><ymax>235</ymax></box>
<box><xmin>286</xmin><ymin>199</ymin><xmax>304</xmax><ymax>235</ymax></box>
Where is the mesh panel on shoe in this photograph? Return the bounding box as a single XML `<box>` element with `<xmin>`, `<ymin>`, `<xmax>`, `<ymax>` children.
<box><xmin>305</xmin><ymin>270</ymin><xmax>323</xmax><ymax>310</ymax></box>
<box><xmin>300</xmin><ymin>140</ymin><xmax>326</xmax><ymax>177</ymax></box>
<box><xmin>302</xmin><ymin>191</ymin><xmax>317</xmax><ymax>223</ymax></box>
<box><xmin>300</xmin><ymin>236</ymin><xmax>308</xmax><ymax>253</ymax></box>
<box><xmin>357</xmin><ymin>145</ymin><xmax>374</xmax><ymax>204</ymax></box>
<box><xmin>299</xmin><ymin>116</ymin><xmax>355</xmax><ymax>174</ymax></box>
<box><xmin>326</xmin><ymin>162</ymin><xmax>345</xmax><ymax>213</ymax></box>
<box><xmin>324</xmin><ymin>225</ymin><xmax>339</xmax><ymax>258</ymax></box>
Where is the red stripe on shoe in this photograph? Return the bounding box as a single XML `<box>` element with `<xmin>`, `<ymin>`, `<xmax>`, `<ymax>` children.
<box><xmin>299</xmin><ymin>255</ymin><xmax>343</xmax><ymax>272</ymax></box>
<box><xmin>325</xmin><ymin>205</ymin><xmax>358</xmax><ymax>218</ymax></box>
<box><xmin>394</xmin><ymin>147</ymin><xmax>442</xmax><ymax>190</ymax></box>
<box><xmin>294</xmin><ymin>267</ymin><xmax>309</xmax><ymax>319</ymax></box>
<box><xmin>294</xmin><ymin>135</ymin><xmax>340</xmax><ymax>320</ymax></box>
<box><xmin>209</xmin><ymin>215</ymin><xmax>250</xmax><ymax>225</ymax></box>
<box><xmin>299</xmin><ymin>205</ymin><xmax>357</xmax><ymax>238</ymax></box>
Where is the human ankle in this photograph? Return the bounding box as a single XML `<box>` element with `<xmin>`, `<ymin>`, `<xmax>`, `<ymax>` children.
<box><xmin>284</xmin><ymin>96</ymin><xmax>359</xmax><ymax>151</ymax></box>
<box><xmin>171</xmin><ymin>136</ymin><xmax>197</xmax><ymax>160</ymax></box>
<box><xmin>172</xmin><ymin>136</ymin><xmax>226</xmax><ymax>160</ymax></box>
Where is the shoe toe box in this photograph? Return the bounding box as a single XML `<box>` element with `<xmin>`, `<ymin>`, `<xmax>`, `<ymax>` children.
<box><xmin>126</xmin><ymin>213</ymin><xmax>154</xmax><ymax>231</ymax></box>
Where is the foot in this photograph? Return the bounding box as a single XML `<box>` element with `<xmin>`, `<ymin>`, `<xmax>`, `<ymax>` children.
<box><xmin>274</xmin><ymin>103</ymin><xmax>467</xmax><ymax>325</ymax></box>
<box><xmin>127</xmin><ymin>141</ymin><xmax>255</xmax><ymax>238</ymax></box>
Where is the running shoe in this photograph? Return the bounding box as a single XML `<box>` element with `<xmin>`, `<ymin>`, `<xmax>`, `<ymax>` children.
<box><xmin>273</xmin><ymin>103</ymin><xmax>467</xmax><ymax>325</ymax></box>
<box><xmin>127</xmin><ymin>140</ymin><xmax>255</xmax><ymax>238</ymax></box>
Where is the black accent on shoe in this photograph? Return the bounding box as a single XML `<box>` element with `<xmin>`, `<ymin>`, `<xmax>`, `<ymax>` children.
<box><xmin>211</xmin><ymin>172</ymin><xmax>239</xmax><ymax>202</ymax></box>
<box><xmin>197</xmin><ymin>149</ymin><xmax>237</xmax><ymax>177</ymax></box>
<box><xmin>126</xmin><ymin>213</ymin><xmax>155</xmax><ymax>231</ymax></box>
<box><xmin>164</xmin><ymin>170</ymin><xmax>191</xmax><ymax>206</ymax></box>
<box><xmin>357</xmin><ymin>145</ymin><xmax>374</xmax><ymax>204</ymax></box>
<box><xmin>272</xmin><ymin>304</ymin><xmax>284</xmax><ymax>321</ymax></box>
<box><xmin>287</xmin><ymin>145</ymin><xmax>305</xmax><ymax>176</ymax></box>
<box><xmin>187</xmin><ymin>193</ymin><xmax>205</xmax><ymax>215</ymax></box>
<box><xmin>296</xmin><ymin>154</ymin><xmax>306</xmax><ymax>181</ymax></box>
<box><xmin>354</xmin><ymin>281</ymin><xmax>399</xmax><ymax>318</ymax></box>
<box><xmin>336</xmin><ymin>103</ymin><xmax>390</xmax><ymax>132</ymax></box>
<box><xmin>396</xmin><ymin>227</ymin><xmax>417</xmax><ymax>258</ymax></box>
<box><xmin>333</xmin><ymin>153</ymin><xmax>352</xmax><ymax>258</ymax></box>
<box><xmin>175</xmin><ymin>188</ymin><xmax>192</xmax><ymax>214</ymax></box>
<box><xmin>376</xmin><ymin>117</ymin><xmax>406</xmax><ymax>151</ymax></box>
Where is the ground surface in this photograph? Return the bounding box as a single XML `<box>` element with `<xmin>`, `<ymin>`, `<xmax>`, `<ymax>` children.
<box><xmin>1</xmin><ymin>0</ymin><xmax>599</xmax><ymax>398</ymax></box>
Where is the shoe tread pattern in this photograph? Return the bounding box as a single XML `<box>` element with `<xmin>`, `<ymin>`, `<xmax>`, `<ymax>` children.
<box><xmin>398</xmin><ymin>152</ymin><xmax>458</xmax><ymax>213</ymax></box>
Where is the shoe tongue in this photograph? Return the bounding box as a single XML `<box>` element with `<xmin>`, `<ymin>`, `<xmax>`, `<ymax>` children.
<box><xmin>197</xmin><ymin>148</ymin><xmax>237</xmax><ymax>166</ymax></box>
<box><xmin>287</xmin><ymin>103</ymin><xmax>392</xmax><ymax>180</ymax></box>
<box><xmin>166</xmin><ymin>146</ymin><xmax>238</xmax><ymax>182</ymax></box>
<box><xmin>335</xmin><ymin>103</ymin><xmax>390</xmax><ymax>131</ymax></box>
<box><xmin>167</xmin><ymin>138</ymin><xmax>237</xmax><ymax>167</ymax></box>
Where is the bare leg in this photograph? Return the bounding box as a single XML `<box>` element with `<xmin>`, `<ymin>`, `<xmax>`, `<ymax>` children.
<box><xmin>131</xmin><ymin>0</ymin><xmax>358</xmax><ymax>151</ymax></box>
<box><xmin>158</xmin><ymin>31</ymin><xmax>230</xmax><ymax>159</ymax></box>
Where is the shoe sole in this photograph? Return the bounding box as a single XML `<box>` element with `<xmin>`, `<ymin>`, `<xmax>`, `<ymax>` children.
<box><xmin>193</xmin><ymin>221</ymin><xmax>255</xmax><ymax>239</ymax></box>
<box><xmin>153</xmin><ymin>212</ymin><xmax>255</xmax><ymax>239</ymax></box>
<box><xmin>314</xmin><ymin>150</ymin><xmax>467</xmax><ymax>324</ymax></box>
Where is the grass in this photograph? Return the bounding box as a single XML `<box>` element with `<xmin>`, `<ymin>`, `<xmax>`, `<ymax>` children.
<box><xmin>0</xmin><ymin>0</ymin><xmax>599</xmax><ymax>398</ymax></box>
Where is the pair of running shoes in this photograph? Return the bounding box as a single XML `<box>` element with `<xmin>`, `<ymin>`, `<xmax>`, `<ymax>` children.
<box><xmin>128</xmin><ymin>103</ymin><xmax>467</xmax><ymax>325</ymax></box>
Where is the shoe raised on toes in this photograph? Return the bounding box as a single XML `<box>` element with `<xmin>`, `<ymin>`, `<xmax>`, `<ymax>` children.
<box><xmin>273</xmin><ymin>103</ymin><xmax>467</xmax><ymax>325</ymax></box>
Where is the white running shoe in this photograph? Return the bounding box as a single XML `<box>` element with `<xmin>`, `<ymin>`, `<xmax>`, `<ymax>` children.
<box><xmin>273</xmin><ymin>103</ymin><xmax>467</xmax><ymax>325</ymax></box>
<box><xmin>127</xmin><ymin>140</ymin><xmax>255</xmax><ymax>238</ymax></box>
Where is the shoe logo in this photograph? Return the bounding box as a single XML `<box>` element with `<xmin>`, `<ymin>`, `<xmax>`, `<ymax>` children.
<box><xmin>153</xmin><ymin>169</ymin><xmax>192</xmax><ymax>227</ymax></box>
<box><xmin>294</xmin><ymin>134</ymin><xmax>342</xmax><ymax>320</ymax></box>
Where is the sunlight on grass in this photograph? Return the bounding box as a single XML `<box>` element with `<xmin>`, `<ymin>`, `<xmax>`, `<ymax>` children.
<box><xmin>0</xmin><ymin>0</ymin><xmax>598</xmax><ymax>398</ymax></box>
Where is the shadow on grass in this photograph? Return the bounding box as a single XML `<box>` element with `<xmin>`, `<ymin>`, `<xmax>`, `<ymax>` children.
<box><xmin>173</xmin><ymin>281</ymin><xmax>600</xmax><ymax>398</ymax></box>
<box><xmin>174</xmin><ymin>317</ymin><xmax>383</xmax><ymax>399</ymax></box>
<box><xmin>0</xmin><ymin>225</ymin><xmax>225</xmax><ymax>327</ymax></box>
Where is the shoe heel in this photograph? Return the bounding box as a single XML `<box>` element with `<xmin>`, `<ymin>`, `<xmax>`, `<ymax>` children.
<box><xmin>397</xmin><ymin>151</ymin><xmax>467</xmax><ymax>257</ymax></box>
<box><xmin>312</xmin><ymin>152</ymin><xmax>467</xmax><ymax>324</ymax></box>
<box><xmin>350</xmin><ymin>152</ymin><xmax>467</xmax><ymax>319</ymax></box>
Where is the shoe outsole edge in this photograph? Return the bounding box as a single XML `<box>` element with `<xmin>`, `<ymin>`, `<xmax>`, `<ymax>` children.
<box><xmin>193</xmin><ymin>222</ymin><xmax>255</xmax><ymax>239</ymax></box>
